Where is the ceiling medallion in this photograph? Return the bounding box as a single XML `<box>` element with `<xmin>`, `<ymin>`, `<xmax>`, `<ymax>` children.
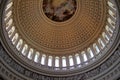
<box><xmin>43</xmin><ymin>0</ymin><xmax>77</xmax><ymax>22</ymax></box>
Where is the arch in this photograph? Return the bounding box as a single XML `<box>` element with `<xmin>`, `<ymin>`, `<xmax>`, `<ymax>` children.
<box><xmin>8</xmin><ymin>26</ymin><xmax>15</xmax><ymax>38</ymax></box>
<box><xmin>98</xmin><ymin>38</ymin><xmax>105</xmax><ymax>49</ymax></box>
<box><xmin>102</xmin><ymin>32</ymin><xmax>110</xmax><ymax>43</ymax></box>
<box><xmin>11</xmin><ymin>33</ymin><xmax>19</xmax><ymax>45</ymax></box>
<box><xmin>62</xmin><ymin>56</ymin><xmax>67</xmax><ymax>67</ymax></box>
<box><xmin>108</xmin><ymin>9</ymin><xmax>116</xmax><ymax>19</ymax></box>
<box><xmin>106</xmin><ymin>25</ymin><xmax>114</xmax><ymax>36</ymax></box>
<box><xmin>16</xmin><ymin>39</ymin><xmax>23</xmax><ymax>51</ymax></box>
<box><xmin>75</xmin><ymin>54</ymin><xmax>81</xmax><ymax>64</ymax></box>
<box><xmin>41</xmin><ymin>54</ymin><xmax>46</xmax><ymax>65</ymax></box>
<box><xmin>5</xmin><ymin>2</ymin><xmax>13</xmax><ymax>11</ymax></box>
<box><xmin>21</xmin><ymin>44</ymin><xmax>28</xmax><ymax>56</ymax></box>
<box><xmin>48</xmin><ymin>56</ymin><xmax>52</xmax><ymax>67</ymax></box>
<box><xmin>87</xmin><ymin>48</ymin><xmax>94</xmax><ymax>58</ymax></box>
<box><xmin>34</xmin><ymin>52</ymin><xmax>40</xmax><ymax>63</ymax></box>
<box><xmin>81</xmin><ymin>51</ymin><xmax>88</xmax><ymax>62</ymax></box>
<box><xmin>93</xmin><ymin>43</ymin><xmax>100</xmax><ymax>54</ymax></box>
<box><xmin>55</xmin><ymin>57</ymin><xmax>59</xmax><ymax>67</ymax></box>
<box><xmin>5</xmin><ymin>11</ymin><xmax>12</xmax><ymax>22</ymax></box>
<box><xmin>108</xmin><ymin>1</ymin><xmax>116</xmax><ymax>10</ymax></box>
<box><xmin>107</xmin><ymin>18</ymin><xmax>115</xmax><ymax>27</ymax></box>
<box><xmin>69</xmin><ymin>55</ymin><xmax>74</xmax><ymax>66</ymax></box>
<box><xmin>6</xmin><ymin>19</ymin><xmax>13</xmax><ymax>29</ymax></box>
<box><xmin>27</xmin><ymin>48</ymin><xmax>34</xmax><ymax>60</ymax></box>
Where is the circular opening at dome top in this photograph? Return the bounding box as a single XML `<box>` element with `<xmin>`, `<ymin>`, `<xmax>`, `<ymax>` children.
<box><xmin>43</xmin><ymin>0</ymin><xmax>77</xmax><ymax>22</ymax></box>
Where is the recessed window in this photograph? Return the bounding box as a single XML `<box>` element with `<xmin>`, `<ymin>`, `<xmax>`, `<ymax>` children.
<box><xmin>98</xmin><ymin>38</ymin><xmax>105</xmax><ymax>49</ymax></box>
<box><xmin>87</xmin><ymin>48</ymin><xmax>94</xmax><ymax>58</ymax></box>
<box><xmin>21</xmin><ymin>44</ymin><xmax>28</xmax><ymax>56</ymax></box>
<box><xmin>108</xmin><ymin>18</ymin><xmax>115</xmax><ymax>27</ymax></box>
<box><xmin>108</xmin><ymin>1</ymin><xmax>116</xmax><ymax>10</ymax></box>
<box><xmin>81</xmin><ymin>51</ymin><xmax>88</xmax><ymax>62</ymax></box>
<box><xmin>48</xmin><ymin>56</ymin><xmax>52</xmax><ymax>67</ymax></box>
<box><xmin>8</xmin><ymin>26</ymin><xmax>15</xmax><ymax>38</ymax></box>
<box><xmin>6</xmin><ymin>19</ymin><xmax>13</xmax><ymax>28</ymax></box>
<box><xmin>62</xmin><ymin>56</ymin><xmax>67</xmax><ymax>67</ymax></box>
<box><xmin>6</xmin><ymin>2</ymin><xmax>13</xmax><ymax>11</ymax></box>
<box><xmin>69</xmin><ymin>56</ymin><xmax>74</xmax><ymax>66</ymax></box>
<box><xmin>16</xmin><ymin>39</ymin><xmax>23</xmax><ymax>51</ymax></box>
<box><xmin>102</xmin><ymin>32</ymin><xmax>110</xmax><ymax>43</ymax></box>
<box><xmin>75</xmin><ymin>54</ymin><xmax>81</xmax><ymax>64</ymax></box>
<box><xmin>108</xmin><ymin>10</ymin><xmax>116</xmax><ymax>19</ymax></box>
<box><xmin>34</xmin><ymin>52</ymin><xmax>40</xmax><ymax>63</ymax></box>
<box><xmin>41</xmin><ymin>54</ymin><xmax>46</xmax><ymax>65</ymax></box>
<box><xmin>93</xmin><ymin>44</ymin><xmax>100</xmax><ymax>54</ymax></box>
<box><xmin>5</xmin><ymin>11</ymin><xmax>12</xmax><ymax>21</ymax></box>
<box><xmin>12</xmin><ymin>33</ymin><xmax>19</xmax><ymax>45</ymax></box>
<box><xmin>55</xmin><ymin>57</ymin><xmax>59</xmax><ymax>67</ymax></box>
<box><xmin>27</xmin><ymin>48</ymin><xmax>34</xmax><ymax>60</ymax></box>
<box><xmin>106</xmin><ymin>25</ymin><xmax>114</xmax><ymax>36</ymax></box>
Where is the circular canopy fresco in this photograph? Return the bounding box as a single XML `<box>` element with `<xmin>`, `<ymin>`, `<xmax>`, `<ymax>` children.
<box><xmin>43</xmin><ymin>0</ymin><xmax>77</xmax><ymax>22</ymax></box>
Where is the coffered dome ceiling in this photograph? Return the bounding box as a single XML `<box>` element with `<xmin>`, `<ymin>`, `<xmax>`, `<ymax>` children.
<box><xmin>1</xmin><ymin>0</ymin><xmax>119</xmax><ymax>74</ymax></box>
<box><xmin>12</xmin><ymin>0</ymin><xmax>106</xmax><ymax>55</ymax></box>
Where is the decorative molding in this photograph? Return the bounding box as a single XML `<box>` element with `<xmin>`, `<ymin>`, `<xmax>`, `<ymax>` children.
<box><xmin>0</xmin><ymin>43</ymin><xmax>120</xmax><ymax>80</ymax></box>
<box><xmin>0</xmin><ymin>0</ymin><xmax>120</xmax><ymax>80</ymax></box>
<box><xmin>1</xmin><ymin>0</ymin><xmax>119</xmax><ymax>73</ymax></box>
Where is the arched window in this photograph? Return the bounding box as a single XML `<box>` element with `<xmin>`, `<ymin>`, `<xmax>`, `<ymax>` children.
<box><xmin>102</xmin><ymin>32</ymin><xmax>109</xmax><ymax>43</ymax></box>
<box><xmin>6</xmin><ymin>19</ymin><xmax>13</xmax><ymax>29</ymax></box>
<box><xmin>34</xmin><ymin>52</ymin><xmax>40</xmax><ymax>63</ymax></box>
<box><xmin>12</xmin><ymin>33</ymin><xmax>19</xmax><ymax>45</ymax></box>
<box><xmin>62</xmin><ymin>56</ymin><xmax>67</xmax><ymax>67</ymax></box>
<box><xmin>87</xmin><ymin>48</ymin><xmax>94</xmax><ymax>58</ymax></box>
<box><xmin>8</xmin><ymin>26</ymin><xmax>15</xmax><ymax>38</ymax></box>
<box><xmin>27</xmin><ymin>48</ymin><xmax>34</xmax><ymax>60</ymax></box>
<box><xmin>93</xmin><ymin>44</ymin><xmax>100</xmax><ymax>54</ymax></box>
<box><xmin>107</xmin><ymin>18</ymin><xmax>115</xmax><ymax>27</ymax></box>
<box><xmin>75</xmin><ymin>54</ymin><xmax>81</xmax><ymax>64</ymax></box>
<box><xmin>108</xmin><ymin>9</ymin><xmax>116</xmax><ymax>19</ymax></box>
<box><xmin>98</xmin><ymin>38</ymin><xmax>105</xmax><ymax>49</ymax></box>
<box><xmin>5</xmin><ymin>11</ymin><xmax>12</xmax><ymax>22</ymax></box>
<box><xmin>41</xmin><ymin>54</ymin><xmax>46</xmax><ymax>65</ymax></box>
<box><xmin>21</xmin><ymin>44</ymin><xmax>28</xmax><ymax>56</ymax></box>
<box><xmin>55</xmin><ymin>57</ymin><xmax>59</xmax><ymax>67</ymax></box>
<box><xmin>108</xmin><ymin>1</ymin><xmax>116</xmax><ymax>10</ymax></box>
<box><xmin>106</xmin><ymin>25</ymin><xmax>113</xmax><ymax>36</ymax></box>
<box><xmin>48</xmin><ymin>56</ymin><xmax>52</xmax><ymax>67</ymax></box>
<box><xmin>69</xmin><ymin>56</ymin><xmax>74</xmax><ymax>66</ymax></box>
<box><xmin>16</xmin><ymin>39</ymin><xmax>23</xmax><ymax>51</ymax></box>
<box><xmin>81</xmin><ymin>51</ymin><xmax>88</xmax><ymax>62</ymax></box>
<box><xmin>5</xmin><ymin>2</ymin><xmax>13</xmax><ymax>11</ymax></box>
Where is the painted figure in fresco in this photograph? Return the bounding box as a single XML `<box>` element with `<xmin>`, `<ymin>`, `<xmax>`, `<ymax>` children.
<box><xmin>43</xmin><ymin>0</ymin><xmax>76</xmax><ymax>22</ymax></box>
